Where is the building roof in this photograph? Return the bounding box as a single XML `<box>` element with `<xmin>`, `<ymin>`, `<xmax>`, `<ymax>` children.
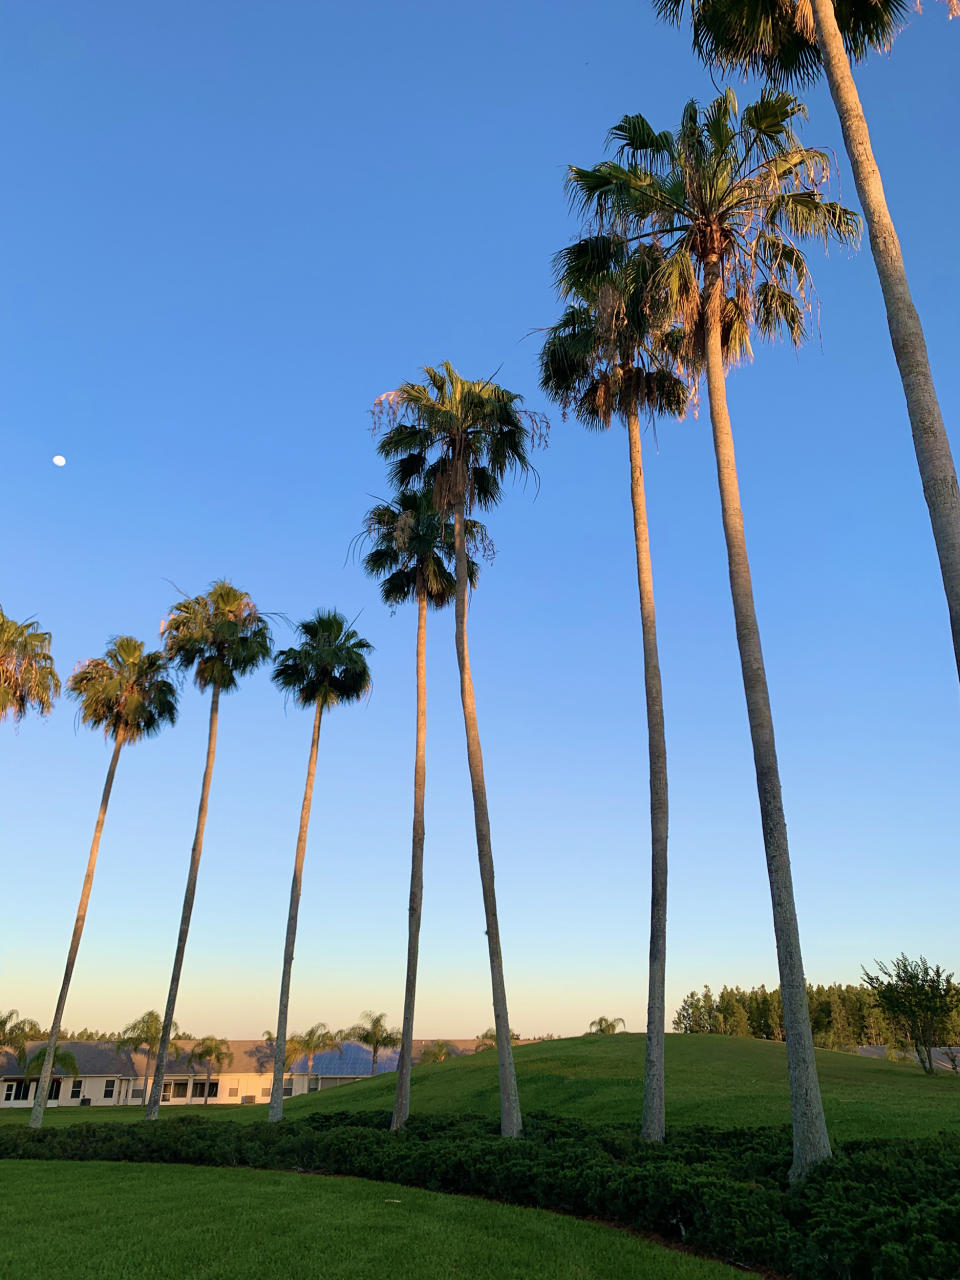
<box><xmin>1</xmin><ymin>1042</ymin><xmax>137</xmax><ymax>1078</ymax></box>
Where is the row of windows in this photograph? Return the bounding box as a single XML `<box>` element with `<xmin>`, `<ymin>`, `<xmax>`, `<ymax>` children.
<box><xmin>3</xmin><ymin>1078</ymin><xmax>117</xmax><ymax>1103</ymax></box>
<box><xmin>160</xmin><ymin>1079</ymin><xmax>220</xmax><ymax>1100</ymax></box>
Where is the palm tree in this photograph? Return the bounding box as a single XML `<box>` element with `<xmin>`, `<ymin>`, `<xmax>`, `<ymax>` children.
<box><xmin>348</xmin><ymin>1011</ymin><xmax>401</xmax><ymax>1076</ymax></box>
<box><xmin>589</xmin><ymin>1016</ymin><xmax>627</xmax><ymax>1035</ymax></box>
<box><xmin>147</xmin><ymin>581</ymin><xmax>271</xmax><ymax>1120</ymax></box>
<box><xmin>0</xmin><ymin>1013</ymin><xmax>40</xmax><ymax>1059</ymax></box>
<box><xmin>375</xmin><ymin>364</ymin><xmax>548</xmax><ymax>1139</ymax></box>
<box><xmin>267</xmin><ymin>611</ymin><xmax>371</xmax><ymax>1123</ymax></box>
<box><xmin>360</xmin><ymin>484</ymin><xmax>481</xmax><ymax>1131</ymax></box>
<box><xmin>658</xmin><ymin>0</ymin><xmax>960</xmax><ymax>686</ymax></box>
<box><xmin>187</xmin><ymin>1036</ymin><xmax>233</xmax><ymax>1104</ymax></box>
<box><xmin>29</xmin><ymin>637</ymin><xmax>178</xmax><ymax>1129</ymax></box>
<box><xmin>418</xmin><ymin>1040</ymin><xmax>455</xmax><ymax>1064</ymax></box>
<box><xmin>116</xmin><ymin>1010</ymin><xmax>181</xmax><ymax>1107</ymax></box>
<box><xmin>263</xmin><ymin>1029</ymin><xmax>302</xmax><ymax>1072</ymax></box>
<box><xmin>569</xmin><ymin>90</ymin><xmax>859</xmax><ymax>1180</ymax></box>
<box><xmin>540</xmin><ymin>234</ymin><xmax>688</xmax><ymax>1143</ymax></box>
<box><xmin>0</xmin><ymin>607</ymin><xmax>60</xmax><ymax>723</ymax></box>
<box><xmin>288</xmin><ymin>1023</ymin><xmax>343</xmax><ymax>1090</ymax></box>
<box><xmin>475</xmin><ymin>1025</ymin><xmax>519</xmax><ymax>1051</ymax></box>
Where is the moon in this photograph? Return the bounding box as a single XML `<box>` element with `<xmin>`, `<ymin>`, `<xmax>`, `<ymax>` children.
<box><xmin>52</xmin><ymin>455</ymin><xmax>66</xmax><ymax>467</ymax></box>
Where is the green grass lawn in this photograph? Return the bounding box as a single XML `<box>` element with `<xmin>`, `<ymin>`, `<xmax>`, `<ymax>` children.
<box><xmin>2</xmin><ymin>1034</ymin><xmax>957</xmax><ymax>1139</ymax></box>
<box><xmin>0</xmin><ymin>1160</ymin><xmax>743</xmax><ymax>1280</ymax></box>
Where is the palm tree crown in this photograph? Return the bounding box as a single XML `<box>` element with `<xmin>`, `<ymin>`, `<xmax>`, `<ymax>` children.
<box><xmin>589</xmin><ymin>1016</ymin><xmax>626</xmax><ymax>1035</ymax></box>
<box><xmin>163</xmin><ymin>580</ymin><xmax>272</xmax><ymax>692</ymax></box>
<box><xmin>68</xmin><ymin>638</ymin><xmax>177</xmax><ymax>744</ymax></box>
<box><xmin>361</xmin><ymin>486</ymin><xmax>482</xmax><ymax>609</ymax></box>
<box><xmin>188</xmin><ymin>1035</ymin><xmax>233</xmax><ymax>1073</ymax></box>
<box><xmin>271</xmin><ymin>611</ymin><xmax>372</xmax><ymax>711</ymax></box>
<box><xmin>0</xmin><ymin>607</ymin><xmax>60</xmax><ymax>723</ymax></box>
<box><xmin>348</xmin><ymin>1011</ymin><xmax>401</xmax><ymax>1072</ymax></box>
<box><xmin>568</xmin><ymin>88</ymin><xmax>860</xmax><ymax>362</ymax></box>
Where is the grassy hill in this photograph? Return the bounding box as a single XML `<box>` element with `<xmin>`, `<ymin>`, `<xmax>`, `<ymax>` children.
<box><xmin>4</xmin><ymin>1033</ymin><xmax>957</xmax><ymax>1139</ymax></box>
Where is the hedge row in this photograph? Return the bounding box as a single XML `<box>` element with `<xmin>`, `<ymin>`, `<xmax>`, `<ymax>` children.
<box><xmin>2</xmin><ymin>1112</ymin><xmax>958</xmax><ymax>1279</ymax></box>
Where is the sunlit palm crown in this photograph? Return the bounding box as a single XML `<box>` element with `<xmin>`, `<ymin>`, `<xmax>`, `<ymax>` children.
<box><xmin>117</xmin><ymin>1011</ymin><xmax>179</xmax><ymax>1057</ymax></box>
<box><xmin>568</xmin><ymin>90</ymin><xmax>861</xmax><ymax>368</ymax></box>
<box><xmin>188</xmin><ymin>1036</ymin><xmax>233</xmax><ymax>1069</ymax></box>
<box><xmin>348</xmin><ymin>1010</ymin><xmax>401</xmax><ymax>1050</ymax></box>
<box><xmin>361</xmin><ymin>486</ymin><xmax>482</xmax><ymax>609</ymax></box>
<box><xmin>0</xmin><ymin>606</ymin><xmax>61</xmax><ymax>723</ymax></box>
<box><xmin>375</xmin><ymin>362</ymin><xmax>547</xmax><ymax>516</ymax></box>
<box><xmin>540</xmin><ymin>233</ymin><xmax>689</xmax><ymax>427</ymax></box>
<box><xmin>271</xmin><ymin>610</ymin><xmax>372</xmax><ymax>711</ymax></box>
<box><xmin>67</xmin><ymin>636</ymin><xmax>177</xmax><ymax>744</ymax></box>
<box><xmin>656</xmin><ymin>0</ymin><xmax>913</xmax><ymax>87</ymax></box>
<box><xmin>162</xmin><ymin>580</ymin><xmax>272</xmax><ymax>693</ymax></box>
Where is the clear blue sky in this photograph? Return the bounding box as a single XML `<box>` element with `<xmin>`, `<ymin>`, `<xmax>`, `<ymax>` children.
<box><xmin>2</xmin><ymin>1</ymin><xmax>957</xmax><ymax>1041</ymax></box>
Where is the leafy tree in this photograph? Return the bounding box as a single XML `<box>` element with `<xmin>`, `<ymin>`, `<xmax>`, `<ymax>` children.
<box><xmin>262</xmin><ymin>1029</ymin><xmax>302</xmax><ymax>1072</ymax></box>
<box><xmin>348</xmin><ymin>1011</ymin><xmax>401</xmax><ymax>1076</ymax></box>
<box><xmin>863</xmin><ymin>955</ymin><xmax>960</xmax><ymax>1074</ymax></box>
<box><xmin>116</xmin><ymin>1010</ymin><xmax>182</xmax><ymax>1106</ymax></box>
<box><xmin>376</xmin><ymin>364</ymin><xmax>547</xmax><ymax>1139</ymax></box>
<box><xmin>187</xmin><ymin>1036</ymin><xmax>233</xmax><ymax>1104</ymax></box>
<box><xmin>360</xmin><ymin>484</ymin><xmax>480</xmax><ymax>1131</ymax></box>
<box><xmin>588</xmin><ymin>1016</ymin><xmax>626</xmax><ymax>1035</ymax></box>
<box><xmin>475</xmin><ymin>1026</ymin><xmax>520</xmax><ymax>1052</ymax></box>
<box><xmin>569</xmin><ymin>89</ymin><xmax>859</xmax><ymax>1181</ymax></box>
<box><xmin>0</xmin><ymin>607</ymin><xmax>60</xmax><ymax>723</ymax></box>
<box><xmin>541</xmin><ymin>234</ymin><xmax>687</xmax><ymax>1143</ymax></box>
<box><xmin>287</xmin><ymin>1023</ymin><xmax>343</xmax><ymax>1087</ymax></box>
<box><xmin>147</xmin><ymin>581</ymin><xmax>271</xmax><ymax>1120</ymax></box>
<box><xmin>30</xmin><ymin>637</ymin><xmax>177</xmax><ymax>1129</ymax></box>
<box><xmin>267</xmin><ymin>610</ymin><xmax>371</xmax><ymax>1123</ymax></box>
<box><xmin>658</xmin><ymin>0</ymin><xmax>960</xmax><ymax>686</ymax></box>
<box><xmin>418</xmin><ymin>1040</ymin><xmax>455</xmax><ymax>1064</ymax></box>
<box><xmin>0</xmin><ymin>1013</ymin><xmax>41</xmax><ymax>1060</ymax></box>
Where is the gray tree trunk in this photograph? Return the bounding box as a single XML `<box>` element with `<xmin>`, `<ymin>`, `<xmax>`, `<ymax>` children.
<box><xmin>703</xmin><ymin>275</ymin><xmax>832</xmax><ymax>1181</ymax></box>
<box><xmin>370</xmin><ymin>1045</ymin><xmax>378</xmax><ymax>1076</ymax></box>
<box><xmin>269</xmin><ymin>699</ymin><xmax>323</xmax><ymax>1122</ymax></box>
<box><xmin>142</xmin><ymin>1050</ymin><xmax>152</xmax><ymax>1108</ymax></box>
<box><xmin>30</xmin><ymin>732</ymin><xmax>124</xmax><ymax>1129</ymax></box>
<box><xmin>625</xmin><ymin>407</ymin><xmax>669</xmax><ymax>1145</ymax></box>
<box><xmin>453</xmin><ymin>500</ymin><xmax>522</xmax><ymax>1138</ymax></box>
<box><xmin>809</xmin><ymin>0</ymin><xmax>960</xmax><ymax>684</ymax></box>
<box><xmin>392</xmin><ymin>588</ymin><xmax>428</xmax><ymax>1130</ymax></box>
<box><xmin>147</xmin><ymin>685</ymin><xmax>220</xmax><ymax>1120</ymax></box>
<box><xmin>204</xmin><ymin>1062</ymin><xmax>212</xmax><ymax>1104</ymax></box>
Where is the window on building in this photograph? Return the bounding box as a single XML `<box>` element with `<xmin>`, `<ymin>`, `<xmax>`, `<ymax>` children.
<box><xmin>172</xmin><ymin>1081</ymin><xmax>188</xmax><ymax>1099</ymax></box>
<box><xmin>308</xmin><ymin>1076</ymin><xmax>319</xmax><ymax>1092</ymax></box>
<box><xmin>261</xmin><ymin>1087</ymin><xmax>270</xmax><ymax>1097</ymax></box>
<box><xmin>70</xmin><ymin>1080</ymin><xmax>83</xmax><ymax>1100</ymax></box>
<box><xmin>192</xmin><ymin>1080</ymin><xmax>206</xmax><ymax>1098</ymax></box>
<box><xmin>48</xmin><ymin>1079</ymin><xmax>62</xmax><ymax>1100</ymax></box>
<box><xmin>12</xmin><ymin>1080</ymin><xmax>31</xmax><ymax>1102</ymax></box>
<box><xmin>3</xmin><ymin>1083</ymin><xmax>14</xmax><ymax>1102</ymax></box>
<box><xmin>283</xmin><ymin>1077</ymin><xmax>294</xmax><ymax>1098</ymax></box>
<box><xmin>161</xmin><ymin>1081</ymin><xmax>171</xmax><ymax>1102</ymax></box>
<box><xmin>207</xmin><ymin>1081</ymin><xmax>218</xmax><ymax>1099</ymax></box>
<box><xmin>103</xmin><ymin>1079</ymin><xmax>116</xmax><ymax>1099</ymax></box>
<box><xmin>131</xmin><ymin>1087</ymin><xmax>143</xmax><ymax>1099</ymax></box>
<box><xmin>228</xmin><ymin>1087</ymin><xmax>238</xmax><ymax>1098</ymax></box>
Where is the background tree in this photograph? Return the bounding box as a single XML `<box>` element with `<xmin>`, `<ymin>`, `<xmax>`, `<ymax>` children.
<box><xmin>569</xmin><ymin>89</ymin><xmax>859</xmax><ymax>1180</ymax></box>
<box><xmin>589</xmin><ymin>1016</ymin><xmax>626</xmax><ymax>1035</ymax></box>
<box><xmin>187</xmin><ymin>1036</ymin><xmax>233</xmax><ymax>1104</ymax></box>
<box><xmin>0</xmin><ymin>607</ymin><xmax>60</xmax><ymax>724</ymax></box>
<box><xmin>348</xmin><ymin>1011</ymin><xmax>401</xmax><ymax>1075</ymax></box>
<box><xmin>0</xmin><ymin>1013</ymin><xmax>41</xmax><ymax>1060</ymax></box>
<box><xmin>360</xmin><ymin>483</ymin><xmax>481</xmax><ymax>1131</ymax></box>
<box><xmin>657</xmin><ymin>0</ymin><xmax>960</xmax><ymax>685</ymax></box>
<box><xmin>287</xmin><ymin>1023</ymin><xmax>343</xmax><ymax>1088</ymax></box>
<box><xmin>475</xmin><ymin>1026</ymin><xmax>520</xmax><ymax>1052</ymax></box>
<box><xmin>147</xmin><ymin>581</ymin><xmax>271</xmax><ymax>1120</ymax></box>
<box><xmin>540</xmin><ymin>232</ymin><xmax>687</xmax><ymax>1142</ymax></box>
<box><xmin>30</xmin><ymin>637</ymin><xmax>177</xmax><ymax>1129</ymax></box>
<box><xmin>863</xmin><ymin>955</ymin><xmax>959</xmax><ymax>1074</ymax></box>
<box><xmin>116</xmin><ymin>1010</ymin><xmax>181</xmax><ymax>1106</ymax></box>
<box><xmin>418</xmin><ymin>1040</ymin><xmax>455</xmax><ymax>1064</ymax></box>
<box><xmin>376</xmin><ymin>364</ymin><xmax>547</xmax><ymax>1139</ymax></box>
<box><xmin>267</xmin><ymin>611</ymin><xmax>371</xmax><ymax>1123</ymax></box>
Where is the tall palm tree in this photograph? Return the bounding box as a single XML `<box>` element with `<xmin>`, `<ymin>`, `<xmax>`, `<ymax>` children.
<box><xmin>375</xmin><ymin>364</ymin><xmax>548</xmax><ymax>1139</ymax></box>
<box><xmin>147</xmin><ymin>581</ymin><xmax>271</xmax><ymax>1120</ymax></box>
<box><xmin>288</xmin><ymin>1023</ymin><xmax>343</xmax><ymax>1090</ymax></box>
<box><xmin>348</xmin><ymin>1010</ymin><xmax>401</xmax><ymax>1076</ymax></box>
<box><xmin>540</xmin><ymin>234</ymin><xmax>688</xmax><ymax>1143</ymax></box>
<box><xmin>267</xmin><ymin>611</ymin><xmax>371</xmax><ymax>1123</ymax></box>
<box><xmin>569</xmin><ymin>89</ymin><xmax>860</xmax><ymax>1180</ymax></box>
<box><xmin>0</xmin><ymin>607</ymin><xmax>60</xmax><ymax>723</ymax></box>
<box><xmin>116</xmin><ymin>1010</ymin><xmax>181</xmax><ymax>1107</ymax></box>
<box><xmin>29</xmin><ymin>637</ymin><xmax>177</xmax><ymax>1129</ymax></box>
<box><xmin>658</xmin><ymin>0</ymin><xmax>960</xmax><ymax>686</ymax></box>
<box><xmin>360</xmin><ymin>484</ymin><xmax>481</xmax><ymax>1131</ymax></box>
<box><xmin>589</xmin><ymin>1016</ymin><xmax>626</xmax><ymax>1035</ymax></box>
<box><xmin>187</xmin><ymin>1036</ymin><xmax>233</xmax><ymax>1104</ymax></box>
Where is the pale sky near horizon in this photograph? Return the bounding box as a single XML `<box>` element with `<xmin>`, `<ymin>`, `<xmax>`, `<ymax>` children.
<box><xmin>2</xmin><ymin>2</ymin><xmax>957</xmax><ymax>1042</ymax></box>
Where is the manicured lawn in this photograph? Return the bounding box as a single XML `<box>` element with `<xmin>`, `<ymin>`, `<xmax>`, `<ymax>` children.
<box><xmin>0</xmin><ymin>1160</ymin><xmax>742</xmax><ymax>1280</ymax></box>
<box><xmin>3</xmin><ymin>1034</ymin><xmax>957</xmax><ymax>1140</ymax></box>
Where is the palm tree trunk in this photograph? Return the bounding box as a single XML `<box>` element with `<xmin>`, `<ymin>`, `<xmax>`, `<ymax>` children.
<box><xmin>147</xmin><ymin>685</ymin><xmax>220</xmax><ymax>1120</ymax></box>
<box><xmin>809</xmin><ymin>0</ymin><xmax>960</xmax><ymax>684</ymax></box>
<box><xmin>392</xmin><ymin>587</ymin><xmax>428</xmax><ymax>1131</ymax></box>
<box><xmin>143</xmin><ymin>1049</ymin><xmax>152</xmax><ymax>1108</ymax></box>
<box><xmin>205</xmin><ymin>1062</ymin><xmax>211</xmax><ymax>1104</ymax></box>
<box><xmin>268</xmin><ymin>699</ymin><xmax>323</xmax><ymax>1122</ymax></box>
<box><xmin>625</xmin><ymin>407</ymin><xmax>669</xmax><ymax>1144</ymax></box>
<box><xmin>30</xmin><ymin>733</ymin><xmax>124</xmax><ymax>1130</ymax></box>
<box><xmin>370</xmin><ymin>1045</ymin><xmax>378</xmax><ymax>1076</ymax></box>
<box><xmin>453</xmin><ymin>499</ymin><xmax>522</xmax><ymax>1139</ymax></box>
<box><xmin>703</xmin><ymin>273</ymin><xmax>831</xmax><ymax>1181</ymax></box>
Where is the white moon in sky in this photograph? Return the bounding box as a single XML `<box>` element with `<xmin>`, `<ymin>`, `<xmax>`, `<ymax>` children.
<box><xmin>52</xmin><ymin>455</ymin><xmax>66</xmax><ymax>467</ymax></box>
